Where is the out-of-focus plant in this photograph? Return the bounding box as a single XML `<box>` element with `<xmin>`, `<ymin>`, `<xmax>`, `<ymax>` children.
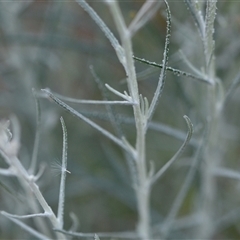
<box><xmin>0</xmin><ymin>0</ymin><xmax>240</xmax><ymax>239</ymax></box>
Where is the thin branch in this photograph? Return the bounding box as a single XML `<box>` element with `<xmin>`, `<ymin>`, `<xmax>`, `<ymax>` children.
<box><xmin>105</xmin><ymin>0</ymin><xmax>139</xmax><ymax>101</ymax></box>
<box><xmin>128</xmin><ymin>0</ymin><xmax>161</xmax><ymax>37</ymax></box>
<box><xmin>149</xmin><ymin>121</ymin><xmax>198</xmax><ymax>147</ymax></box>
<box><xmin>33</xmin><ymin>163</ymin><xmax>46</xmax><ymax>182</ymax></box>
<box><xmin>0</xmin><ymin>211</ymin><xmax>50</xmax><ymax>219</ymax></box>
<box><xmin>150</xmin><ymin>116</ymin><xmax>193</xmax><ymax>185</ymax></box>
<box><xmin>69</xmin><ymin>212</ymin><xmax>80</xmax><ymax>232</ymax></box>
<box><xmin>213</xmin><ymin>167</ymin><xmax>240</xmax><ymax>180</ymax></box>
<box><xmin>224</xmin><ymin>70</ymin><xmax>240</xmax><ymax>105</ymax></box>
<box><xmin>147</xmin><ymin>0</ymin><xmax>171</xmax><ymax>122</ymax></box>
<box><xmin>1</xmin><ymin>212</ymin><xmax>49</xmax><ymax>240</ymax></box>
<box><xmin>161</xmin><ymin>127</ymin><xmax>206</xmax><ymax>238</ymax></box>
<box><xmin>57</xmin><ymin>117</ymin><xmax>69</xmax><ymax>229</ymax></box>
<box><xmin>0</xmin><ymin>167</ymin><xmax>14</xmax><ymax>176</ymax></box>
<box><xmin>75</xmin><ymin>0</ymin><xmax>125</xmax><ymax>67</ymax></box>
<box><xmin>41</xmin><ymin>89</ymin><xmax>129</xmax><ymax>153</ymax></box>
<box><xmin>178</xmin><ymin>50</ymin><xmax>209</xmax><ymax>82</ymax></box>
<box><xmin>134</xmin><ymin>56</ymin><xmax>210</xmax><ymax>84</ymax></box>
<box><xmin>90</xmin><ymin>65</ymin><xmax>123</xmax><ymax>138</ymax></box>
<box><xmin>184</xmin><ymin>0</ymin><xmax>205</xmax><ymax>39</ymax></box>
<box><xmin>204</xmin><ymin>0</ymin><xmax>217</xmax><ymax>71</ymax></box>
<box><xmin>53</xmin><ymin>91</ymin><xmax>134</xmax><ymax>106</ymax></box>
<box><xmin>105</xmin><ymin>84</ymin><xmax>135</xmax><ymax>103</ymax></box>
<box><xmin>54</xmin><ymin>228</ymin><xmax>139</xmax><ymax>239</ymax></box>
<box><xmin>29</xmin><ymin>89</ymin><xmax>41</xmax><ymax>175</ymax></box>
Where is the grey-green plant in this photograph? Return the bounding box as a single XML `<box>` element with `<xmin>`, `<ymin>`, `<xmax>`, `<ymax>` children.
<box><xmin>0</xmin><ymin>0</ymin><xmax>240</xmax><ymax>239</ymax></box>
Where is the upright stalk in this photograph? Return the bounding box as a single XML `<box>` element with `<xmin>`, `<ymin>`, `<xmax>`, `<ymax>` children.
<box><xmin>119</xmin><ymin>13</ymin><xmax>150</xmax><ymax>240</ymax></box>
<box><xmin>135</xmin><ymin>114</ymin><xmax>149</xmax><ymax>239</ymax></box>
<box><xmin>198</xmin><ymin>1</ymin><xmax>220</xmax><ymax>238</ymax></box>
<box><xmin>199</xmin><ymin>85</ymin><xmax>219</xmax><ymax>238</ymax></box>
<box><xmin>106</xmin><ymin>2</ymin><xmax>150</xmax><ymax>239</ymax></box>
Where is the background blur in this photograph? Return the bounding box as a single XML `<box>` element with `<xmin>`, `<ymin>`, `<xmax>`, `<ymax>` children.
<box><xmin>0</xmin><ymin>1</ymin><xmax>240</xmax><ymax>239</ymax></box>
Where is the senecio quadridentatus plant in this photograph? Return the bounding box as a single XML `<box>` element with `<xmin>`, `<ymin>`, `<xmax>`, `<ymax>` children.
<box><xmin>1</xmin><ymin>0</ymin><xmax>239</xmax><ymax>239</ymax></box>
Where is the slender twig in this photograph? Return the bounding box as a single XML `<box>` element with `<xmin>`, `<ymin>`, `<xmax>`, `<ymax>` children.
<box><xmin>41</xmin><ymin>89</ymin><xmax>130</xmax><ymax>154</ymax></box>
<box><xmin>223</xmin><ymin>70</ymin><xmax>240</xmax><ymax>105</ymax></box>
<box><xmin>105</xmin><ymin>84</ymin><xmax>136</xmax><ymax>103</ymax></box>
<box><xmin>106</xmin><ymin>1</ymin><xmax>149</xmax><ymax>238</ymax></box>
<box><xmin>53</xmin><ymin>91</ymin><xmax>135</xmax><ymax>105</ymax></box>
<box><xmin>147</xmin><ymin>0</ymin><xmax>171</xmax><ymax>122</ymax></box>
<box><xmin>213</xmin><ymin>167</ymin><xmax>240</xmax><ymax>180</ymax></box>
<box><xmin>29</xmin><ymin>89</ymin><xmax>41</xmax><ymax>175</ymax></box>
<box><xmin>1</xmin><ymin>212</ymin><xmax>49</xmax><ymax>240</ymax></box>
<box><xmin>0</xmin><ymin>119</ymin><xmax>66</xmax><ymax>239</ymax></box>
<box><xmin>90</xmin><ymin>65</ymin><xmax>123</xmax><ymax>137</ymax></box>
<box><xmin>128</xmin><ymin>1</ymin><xmax>161</xmax><ymax>37</ymax></box>
<box><xmin>184</xmin><ymin>0</ymin><xmax>205</xmax><ymax>39</ymax></box>
<box><xmin>0</xmin><ymin>211</ymin><xmax>50</xmax><ymax>219</ymax></box>
<box><xmin>150</xmin><ymin>116</ymin><xmax>193</xmax><ymax>185</ymax></box>
<box><xmin>178</xmin><ymin>50</ymin><xmax>209</xmax><ymax>82</ymax></box>
<box><xmin>54</xmin><ymin>228</ymin><xmax>139</xmax><ymax>239</ymax></box>
<box><xmin>161</xmin><ymin>127</ymin><xmax>206</xmax><ymax>238</ymax></box>
<box><xmin>133</xmin><ymin>56</ymin><xmax>210</xmax><ymax>84</ymax></box>
<box><xmin>75</xmin><ymin>0</ymin><xmax>125</xmax><ymax>67</ymax></box>
<box><xmin>57</xmin><ymin>117</ymin><xmax>69</xmax><ymax>229</ymax></box>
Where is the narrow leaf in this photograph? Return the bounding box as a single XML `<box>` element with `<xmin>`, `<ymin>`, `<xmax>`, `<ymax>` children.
<box><xmin>51</xmin><ymin>91</ymin><xmax>133</xmax><ymax>105</ymax></box>
<box><xmin>1</xmin><ymin>212</ymin><xmax>48</xmax><ymax>240</ymax></box>
<box><xmin>75</xmin><ymin>0</ymin><xmax>125</xmax><ymax>67</ymax></box>
<box><xmin>41</xmin><ymin>89</ymin><xmax>128</xmax><ymax>153</ymax></box>
<box><xmin>147</xmin><ymin>0</ymin><xmax>171</xmax><ymax>122</ymax></box>
<box><xmin>134</xmin><ymin>56</ymin><xmax>210</xmax><ymax>84</ymax></box>
<box><xmin>161</xmin><ymin>127</ymin><xmax>207</xmax><ymax>237</ymax></box>
<box><xmin>213</xmin><ymin>167</ymin><xmax>240</xmax><ymax>180</ymax></box>
<box><xmin>29</xmin><ymin>89</ymin><xmax>41</xmax><ymax>175</ymax></box>
<box><xmin>204</xmin><ymin>0</ymin><xmax>217</xmax><ymax>69</ymax></box>
<box><xmin>184</xmin><ymin>0</ymin><xmax>205</xmax><ymax>38</ymax></box>
<box><xmin>57</xmin><ymin>117</ymin><xmax>69</xmax><ymax>229</ymax></box>
<box><xmin>128</xmin><ymin>0</ymin><xmax>161</xmax><ymax>36</ymax></box>
<box><xmin>0</xmin><ymin>211</ymin><xmax>50</xmax><ymax>219</ymax></box>
<box><xmin>151</xmin><ymin>115</ymin><xmax>193</xmax><ymax>185</ymax></box>
<box><xmin>54</xmin><ymin>228</ymin><xmax>138</xmax><ymax>239</ymax></box>
<box><xmin>224</xmin><ymin>70</ymin><xmax>240</xmax><ymax>105</ymax></box>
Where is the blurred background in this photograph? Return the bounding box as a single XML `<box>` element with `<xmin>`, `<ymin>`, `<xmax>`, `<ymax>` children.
<box><xmin>0</xmin><ymin>1</ymin><xmax>240</xmax><ymax>239</ymax></box>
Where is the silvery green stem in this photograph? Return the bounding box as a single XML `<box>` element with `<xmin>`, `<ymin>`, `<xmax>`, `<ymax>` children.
<box><xmin>29</xmin><ymin>89</ymin><xmax>41</xmax><ymax>175</ymax></box>
<box><xmin>0</xmin><ymin>153</ymin><xmax>66</xmax><ymax>239</ymax></box>
<box><xmin>1</xmin><ymin>212</ymin><xmax>49</xmax><ymax>240</ymax></box>
<box><xmin>197</xmin><ymin>1</ymin><xmax>219</xmax><ymax>238</ymax></box>
<box><xmin>57</xmin><ymin>117</ymin><xmax>68</xmax><ymax>229</ymax></box>
<box><xmin>0</xmin><ymin>118</ymin><xmax>66</xmax><ymax>239</ymax></box>
<box><xmin>106</xmin><ymin>1</ymin><xmax>150</xmax><ymax>238</ymax></box>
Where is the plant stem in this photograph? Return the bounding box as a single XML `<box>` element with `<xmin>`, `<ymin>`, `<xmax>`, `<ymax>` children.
<box><xmin>198</xmin><ymin>2</ymin><xmax>219</xmax><ymax>237</ymax></box>
<box><xmin>107</xmin><ymin>1</ymin><xmax>150</xmax><ymax>239</ymax></box>
<box><xmin>0</xmin><ymin>150</ymin><xmax>66</xmax><ymax>239</ymax></box>
<box><xmin>188</xmin><ymin>41</ymin><xmax>224</xmax><ymax>238</ymax></box>
<box><xmin>122</xmin><ymin>16</ymin><xmax>150</xmax><ymax>240</ymax></box>
<box><xmin>199</xmin><ymin>83</ymin><xmax>222</xmax><ymax>238</ymax></box>
<box><xmin>135</xmin><ymin>116</ymin><xmax>150</xmax><ymax>239</ymax></box>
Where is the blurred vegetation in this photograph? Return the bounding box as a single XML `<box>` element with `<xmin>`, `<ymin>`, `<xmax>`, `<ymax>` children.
<box><xmin>0</xmin><ymin>1</ymin><xmax>240</xmax><ymax>239</ymax></box>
